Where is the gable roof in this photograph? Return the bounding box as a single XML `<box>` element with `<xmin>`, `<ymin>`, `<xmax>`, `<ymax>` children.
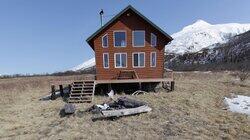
<box><xmin>86</xmin><ymin>5</ymin><xmax>173</xmax><ymax>47</ymax></box>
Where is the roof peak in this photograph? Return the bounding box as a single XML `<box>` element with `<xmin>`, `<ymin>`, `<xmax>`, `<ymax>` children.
<box><xmin>86</xmin><ymin>5</ymin><xmax>172</xmax><ymax>47</ymax></box>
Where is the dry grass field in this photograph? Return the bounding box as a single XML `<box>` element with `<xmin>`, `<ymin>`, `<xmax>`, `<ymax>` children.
<box><xmin>0</xmin><ymin>72</ymin><xmax>249</xmax><ymax>140</ymax></box>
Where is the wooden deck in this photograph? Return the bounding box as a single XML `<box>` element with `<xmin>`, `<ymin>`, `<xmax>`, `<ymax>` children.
<box><xmin>95</xmin><ymin>78</ymin><xmax>173</xmax><ymax>84</ymax></box>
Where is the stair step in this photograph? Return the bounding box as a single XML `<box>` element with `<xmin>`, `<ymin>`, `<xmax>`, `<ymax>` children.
<box><xmin>72</xmin><ymin>86</ymin><xmax>83</xmax><ymax>88</ymax></box>
<box><xmin>70</xmin><ymin>93</ymin><xmax>84</xmax><ymax>96</ymax></box>
<box><xmin>69</xmin><ymin>97</ymin><xmax>91</xmax><ymax>99</ymax></box>
<box><xmin>72</xmin><ymin>84</ymin><xmax>84</xmax><ymax>87</ymax></box>
<box><xmin>81</xmin><ymin>93</ymin><xmax>93</xmax><ymax>95</ymax></box>
<box><xmin>70</xmin><ymin>93</ymin><xmax>93</xmax><ymax>96</ymax></box>
<box><xmin>71</xmin><ymin>89</ymin><xmax>83</xmax><ymax>92</ymax></box>
<box><xmin>71</xmin><ymin>91</ymin><xmax>82</xmax><ymax>94</ymax></box>
<box><xmin>82</xmin><ymin>89</ymin><xmax>93</xmax><ymax>91</ymax></box>
<box><xmin>72</xmin><ymin>88</ymin><xmax>83</xmax><ymax>90</ymax></box>
<box><xmin>68</xmin><ymin>100</ymin><xmax>92</xmax><ymax>103</ymax></box>
<box><xmin>69</xmin><ymin>99</ymin><xmax>91</xmax><ymax>101</ymax></box>
<box><xmin>73</xmin><ymin>81</ymin><xmax>84</xmax><ymax>84</ymax></box>
<box><xmin>69</xmin><ymin>100</ymin><xmax>91</xmax><ymax>103</ymax></box>
<box><xmin>83</xmin><ymin>86</ymin><xmax>93</xmax><ymax>89</ymax></box>
<box><xmin>82</xmin><ymin>92</ymin><xmax>93</xmax><ymax>94</ymax></box>
<box><xmin>84</xmin><ymin>81</ymin><xmax>94</xmax><ymax>83</ymax></box>
<box><xmin>73</xmin><ymin>88</ymin><xmax>92</xmax><ymax>91</ymax></box>
<box><xmin>84</xmin><ymin>85</ymin><xmax>94</xmax><ymax>87</ymax></box>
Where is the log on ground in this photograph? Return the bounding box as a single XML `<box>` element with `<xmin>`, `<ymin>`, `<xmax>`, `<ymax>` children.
<box><xmin>102</xmin><ymin>105</ymin><xmax>151</xmax><ymax>118</ymax></box>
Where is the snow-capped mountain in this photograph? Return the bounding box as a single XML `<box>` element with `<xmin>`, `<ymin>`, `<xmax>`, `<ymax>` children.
<box><xmin>71</xmin><ymin>57</ymin><xmax>95</xmax><ymax>71</ymax></box>
<box><xmin>166</xmin><ymin>20</ymin><xmax>250</xmax><ymax>54</ymax></box>
<box><xmin>72</xmin><ymin>20</ymin><xmax>250</xmax><ymax>71</ymax></box>
<box><xmin>167</xmin><ymin>30</ymin><xmax>250</xmax><ymax>71</ymax></box>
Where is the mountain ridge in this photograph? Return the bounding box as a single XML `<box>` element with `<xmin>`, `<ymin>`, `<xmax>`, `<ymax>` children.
<box><xmin>72</xmin><ymin>20</ymin><xmax>250</xmax><ymax>71</ymax></box>
<box><xmin>71</xmin><ymin>58</ymin><xmax>95</xmax><ymax>71</ymax></box>
<box><xmin>167</xmin><ymin>30</ymin><xmax>250</xmax><ymax>71</ymax></box>
<box><xmin>166</xmin><ymin>20</ymin><xmax>250</xmax><ymax>54</ymax></box>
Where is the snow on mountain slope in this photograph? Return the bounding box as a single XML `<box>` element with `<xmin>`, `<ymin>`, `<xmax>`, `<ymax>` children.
<box><xmin>72</xmin><ymin>20</ymin><xmax>250</xmax><ymax>71</ymax></box>
<box><xmin>71</xmin><ymin>57</ymin><xmax>95</xmax><ymax>71</ymax></box>
<box><xmin>166</xmin><ymin>20</ymin><xmax>250</xmax><ymax>54</ymax></box>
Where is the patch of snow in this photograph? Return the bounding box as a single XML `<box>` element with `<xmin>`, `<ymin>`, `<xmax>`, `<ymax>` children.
<box><xmin>71</xmin><ymin>57</ymin><xmax>95</xmax><ymax>71</ymax></box>
<box><xmin>166</xmin><ymin>20</ymin><xmax>250</xmax><ymax>54</ymax></box>
<box><xmin>224</xmin><ymin>95</ymin><xmax>250</xmax><ymax>115</ymax></box>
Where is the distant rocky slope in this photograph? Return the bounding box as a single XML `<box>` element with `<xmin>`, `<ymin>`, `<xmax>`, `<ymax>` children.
<box><xmin>166</xmin><ymin>30</ymin><xmax>250</xmax><ymax>71</ymax></box>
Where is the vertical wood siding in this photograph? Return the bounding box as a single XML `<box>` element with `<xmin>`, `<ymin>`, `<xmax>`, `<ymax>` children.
<box><xmin>92</xmin><ymin>10</ymin><xmax>170</xmax><ymax>80</ymax></box>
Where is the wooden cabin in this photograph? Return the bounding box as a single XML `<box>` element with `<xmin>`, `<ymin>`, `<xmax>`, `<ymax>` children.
<box><xmin>87</xmin><ymin>5</ymin><xmax>173</xmax><ymax>82</ymax></box>
<box><xmin>52</xmin><ymin>5</ymin><xmax>174</xmax><ymax>103</ymax></box>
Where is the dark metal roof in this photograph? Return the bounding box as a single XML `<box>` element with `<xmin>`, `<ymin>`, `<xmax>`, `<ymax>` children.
<box><xmin>86</xmin><ymin>5</ymin><xmax>173</xmax><ymax>46</ymax></box>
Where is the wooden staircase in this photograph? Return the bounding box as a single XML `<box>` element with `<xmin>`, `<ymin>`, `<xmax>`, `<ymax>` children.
<box><xmin>68</xmin><ymin>80</ymin><xmax>95</xmax><ymax>103</ymax></box>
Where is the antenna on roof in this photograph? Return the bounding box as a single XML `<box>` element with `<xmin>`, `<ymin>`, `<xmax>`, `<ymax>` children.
<box><xmin>99</xmin><ymin>9</ymin><xmax>104</xmax><ymax>27</ymax></box>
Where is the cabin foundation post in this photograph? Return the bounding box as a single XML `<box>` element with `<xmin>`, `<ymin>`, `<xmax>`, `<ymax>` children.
<box><xmin>51</xmin><ymin>85</ymin><xmax>56</xmax><ymax>100</ymax></box>
<box><xmin>59</xmin><ymin>85</ymin><xmax>64</xmax><ymax>97</ymax></box>
<box><xmin>138</xmin><ymin>82</ymin><xmax>142</xmax><ymax>90</ymax></box>
<box><xmin>108</xmin><ymin>84</ymin><xmax>112</xmax><ymax>92</ymax></box>
<box><xmin>68</xmin><ymin>84</ymin><xmax>72</xmax><ymax>97</ymax></box>
<box><xmin>148</xmin><ymin>83</ymin><xmax>152</xmax><ymax>91</ymax></box>
<box><xmin>170</xmin><ymin>81</ymin><xmax>175</xmax><ymax>91</ymax></box>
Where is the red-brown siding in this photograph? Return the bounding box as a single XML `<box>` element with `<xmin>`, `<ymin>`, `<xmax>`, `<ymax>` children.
<box><xmin>92</xmin><ymin>10</ymin><xmax>170</xmax><ymax>80</ymax></box>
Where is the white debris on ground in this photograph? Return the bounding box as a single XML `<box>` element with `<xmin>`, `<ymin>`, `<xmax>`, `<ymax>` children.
<box><xmin>224</xmin><ymin>95</ymin><xmax>250</xmax><ymax>115</ymax></box>
<box><xmin>96</xmin><ymin>104</ymin><xmax>109</xmax><ymax>110</ymax></box>
<box><xmin>107</xmin><ymin>90</ymin><xmax>114</xmax><ymax>100</ymax></box>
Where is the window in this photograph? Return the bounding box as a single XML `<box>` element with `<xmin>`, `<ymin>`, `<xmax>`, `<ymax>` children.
<box><xmin>133</xmin><ymin>52</ymin><xmax>145</xmax><ymax>68</ymax></box>
<box><xmin>133</xmin><ymin>31</ymin><xmax>145</xmax><ymax>47</ymax></box>
<box><xmin>150</xmin><ymin>52</ymin><xmax>156</xmax><ymax>67</ymax></box>
<box><xmin>102</xmin><ymin>34</ymin><xmax>108</xmax><ymax>48</ymax></box>
<box><xmin>114</xmin><ymin>53</ymin><xmax>127</xmax><ymax>68</ymax></box>
<box><xmin>151</xmin><ymin>33</ymin><xmax>157</xmax><ymax>47</ymax></box>
<box><xmin>103</xmin><ymin>53</ymin><xmax>109</xmax><ymax>68</ymax></box>
<box><xmin>114</xmin><ymin>31</ymin><xmax>126</xmax><ymax>47</ymax></box>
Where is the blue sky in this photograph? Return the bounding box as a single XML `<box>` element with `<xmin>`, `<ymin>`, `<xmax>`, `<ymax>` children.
<box><xmin>0</xmin><ymin>0</ymin><xmax>250</xmax><ymax>75</ymax></box>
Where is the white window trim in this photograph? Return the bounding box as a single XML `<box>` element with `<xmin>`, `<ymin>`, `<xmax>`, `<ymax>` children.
<box><xmin>113</xmin><ymin>30</ymin><xmax>127</xmax><ymax>47</ymax></box>
<box><xmin>132</xmin><ymin>30</ymin><xmax>145</xmax><ymax>47</ymax></box>
<box><xmin>103</xmin><ymin>53</ymin><xmax>109</xmax><ymax>69</ymax></box>
<box><xmin>114</xmin><ymin>53</ymin><xmax>127</xmax><ymax>68</ymax></box>
<box><xmin>151</xmin><ymin>33</ymin><xmax>157</xmax><ymax>47</ymax></box>
<box><xmin>132</xmin><ymin>52</ymin><xmax>145</xmax><ymax>68</ymax></box>
<box><xmin>150</xmin><ymin>52</ymin><xmax>157</xmax><ymax>67</ymax></box>
<box><xmin>102</xmin><ymin>34</ymin><xmax>108</xmax><ymax>48</ymax></box>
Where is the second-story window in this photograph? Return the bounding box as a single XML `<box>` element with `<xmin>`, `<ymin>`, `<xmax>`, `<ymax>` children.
<box><xmin>102</xmin><ymin>34</ymin><xmax>108</xmax><ymax>48</ymax></box>
<box><xmin>133</xmin><ymin>30</ymin><xmax>145</xmax><ymax>47</ymax></box>
<box><xmin>114</xmin><ymin>31</ymin><xmax>126</xmax><ymax>47</ymax></box>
